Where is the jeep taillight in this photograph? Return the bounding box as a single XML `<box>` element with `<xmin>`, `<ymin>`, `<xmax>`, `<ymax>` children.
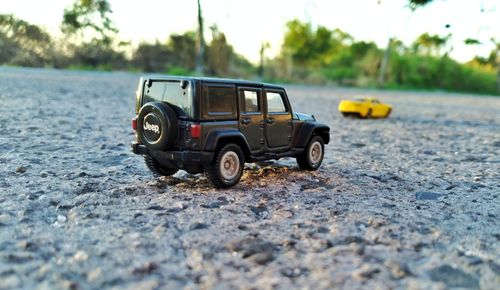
<box><xmin>190</xmin><ymin>124</ymin><xmax>201</xmax><ymax>138</ymax></box>
<box><xmin>132</xmin><ymin>116</ymin><xmax>137</xmax><ymax>130</ymax></box>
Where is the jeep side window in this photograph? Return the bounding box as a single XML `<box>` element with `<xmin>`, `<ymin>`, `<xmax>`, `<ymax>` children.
<box><xmin>204</xmin><ymin>85</ymin><xmax>236</xmax><ymax>118</ymax></box>
<box><xmin>266</xmin><ymin>92</ymin><xmax>287</xmax><ymax>113</ymax></box>
<box><xmin>242</xmin><ymin>90</ymin><xmax>260</xmax><ymax>113</ymax></box>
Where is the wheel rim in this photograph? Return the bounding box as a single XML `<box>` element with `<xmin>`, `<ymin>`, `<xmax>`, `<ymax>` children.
<box><xmin>220</xmin><ymin>151</ymin><xmax>240</xmax><ymax>180</ymax></box>
<box><xmin>309</xmin><ymin>141</ymin><xmax>323</xmax><ymax>164</ymax></box>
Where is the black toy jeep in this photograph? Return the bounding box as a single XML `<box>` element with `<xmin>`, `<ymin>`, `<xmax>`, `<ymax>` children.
<box><xmin>131</xmin><ymin>76</ymin><xmax>330</xmax><ymax>188</ymax></box>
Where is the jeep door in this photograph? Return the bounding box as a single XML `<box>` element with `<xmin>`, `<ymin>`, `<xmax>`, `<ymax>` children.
<box><xmin>264</xmin><ymin>89</ymin><xmax>292</xmax><ymax>148</ymax></box>
<box><xmin>238</xmin><ymin>88</ymin><xmax>265</xmax><ymax>151</ymax></box>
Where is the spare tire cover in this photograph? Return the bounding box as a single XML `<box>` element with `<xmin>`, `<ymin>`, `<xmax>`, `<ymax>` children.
<box><xmin>137</xmin><ymin>102</ymin><xmax>178</xmax><ymax>150</ymax></box>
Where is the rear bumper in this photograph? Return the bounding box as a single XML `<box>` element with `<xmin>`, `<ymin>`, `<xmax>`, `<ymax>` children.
<box><xmin>131</xmin><ymin>142</ymin><xmax>213</xmax><ymax>166</ymax></box>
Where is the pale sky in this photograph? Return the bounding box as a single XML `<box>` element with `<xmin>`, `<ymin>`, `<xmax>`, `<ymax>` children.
<box><xmin>2</xmin><ymin>0</ymin><xmax>499</xmax><ymax>63</ymax></box>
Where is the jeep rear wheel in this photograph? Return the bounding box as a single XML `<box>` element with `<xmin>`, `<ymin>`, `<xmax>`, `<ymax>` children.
<box><xmin>297</xmin><ymin>136</ymin><xmax>324</xmax><ymax>171</ymax></box>
<box><xmin>206</xmin><ymin>144</ymin><xmax>244</xmax><ymax>188</ymax></box>
<box><xmin>144</xmin><ymin>155</ymin><xmax>178</xmax><ymax>177</ymax></box>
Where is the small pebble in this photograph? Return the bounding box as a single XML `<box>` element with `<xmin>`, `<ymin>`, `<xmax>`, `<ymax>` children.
<box><xmin>57</xmin><ymin>215</ymin><xmax>67</xmax><ymax>223</ymax></box>
<box><xmin>73</xmin><ymin>250</ymin><xmax>89</xmax><ymax>262</ymax></box>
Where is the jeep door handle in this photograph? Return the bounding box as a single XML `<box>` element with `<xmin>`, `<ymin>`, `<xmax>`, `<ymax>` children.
<box><xmin>241</xmin><ymin>118</ymin><xmax>251</xmax><ymax>125</ymax></box>
<box><xmin>266</xmin><ymin>118</ymin><xmax>275</xmax><ymax>124</ymax></box>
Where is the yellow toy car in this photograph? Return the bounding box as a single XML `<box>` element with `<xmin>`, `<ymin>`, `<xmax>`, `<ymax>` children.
<box><xmin>338</xmin><ymin>98</ymin><xmax>392</xmax><ymax>118</ymax></box>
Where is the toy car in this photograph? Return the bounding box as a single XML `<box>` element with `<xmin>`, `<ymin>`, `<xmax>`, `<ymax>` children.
<box><xmin>131</xmin><ymin>76</ymin><xmax>330</xmax><ymax>188</ymax></box>
<box><xmin>338</xmin><ymin>98</ymin><xmax>392</xmax><ymax>118</ymax></box>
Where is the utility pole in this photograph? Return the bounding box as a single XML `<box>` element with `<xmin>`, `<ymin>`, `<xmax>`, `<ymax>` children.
<box><xmin>258</xmin><ymin>42</ymin><xmax>269</xmax><ymax>80</ymax></box>
<box><xmin>378</xmin><ymin>38</ymin><xmax>392</xmax><ymax>87</ymax></box>
<box><xmin>195</xmin><ymin>0</ymin><xmax>205</xmax><ymax>75</ymax></box>
<box><xmin>494</xmin><ymin>40</ymin><xmax>500</xmax><ymax>94</ymax></box>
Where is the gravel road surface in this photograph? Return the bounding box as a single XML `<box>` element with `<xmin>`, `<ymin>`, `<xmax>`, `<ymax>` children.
<box><xmin>0</xmin><ymin>67</ymin><xmax>499</xmax><ymax>289</ymax></box>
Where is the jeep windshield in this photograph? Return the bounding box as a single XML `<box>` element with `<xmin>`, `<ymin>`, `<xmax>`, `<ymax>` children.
<box><xmin>142</xmin><ymin>79</ymin><xmax>193</xmax><ymax>118</ymax></box>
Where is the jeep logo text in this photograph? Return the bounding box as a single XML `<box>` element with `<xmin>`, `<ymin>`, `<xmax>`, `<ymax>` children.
<box><xmin>143</xmin><ymin>122</ymin><xmax>159</xmax><ymax>134</ymax></box>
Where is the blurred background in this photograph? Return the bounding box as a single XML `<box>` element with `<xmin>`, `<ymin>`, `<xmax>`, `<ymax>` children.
<box><xmin>1</xmin><ymin>0</ymin><xmax>499</xmax><ymax>95</ymax></box>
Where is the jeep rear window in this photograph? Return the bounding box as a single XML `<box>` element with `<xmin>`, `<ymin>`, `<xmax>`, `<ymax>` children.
<box><xmin>142</xmin><ymin>80</ymin><xmax>192</xmax><ymax>117</ymax></box>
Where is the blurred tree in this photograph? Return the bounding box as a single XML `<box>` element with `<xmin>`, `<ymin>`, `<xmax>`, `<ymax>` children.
<box><xmin>412</xmin><ymin>33</ymin><xmax>448</xmax><ymax>56</ymax></box>
<box><xmin>0</xmin><ymin>14</ymin><xmax>52</xmax><ymax>66</ymax></box>
<box><xmin>408</xmin><ymin>0</ymin><xmax>433</xmax><ymax>10</ymax></box>
<box><xmin>131</xmin><ymin>41</ymin><xmax>171</xmax><ymax>72</ymax></box>
<box><xmin>283</xmin><ymin>20</ymin><xmax>315</xmax><ymax>67</ymax></box>
<box><xmin>213</xmin><ymin>37</ymin><xmax>257</xmax><ymax>77</ymax></box>
<box><xmin>258</xmin><ymin>42</ymin><xmax>270</xmax><ymax>80</ymax></box>
<box><xmin>131</xmin><ymin>32</ymin><xmax>196</xmax><ymax>73</ymax></box>
<box><xmin>169</xmin><ymin>31</ymin><xmax>197</xmax><ymax>71</ymax></box>
<box><xmin>68</xmin><ymin>38</ymin><xmax>126</xmax><ymax>70</ymax></box>
<box><xmin>61</xmin><ymin>0</ymin><xmax>117</xmax><ymax>43</ymax></box>
<box><xmin>464</xmin><ymin>38</ymin><xmax>481</xmax><ymax>45</ymax></box>
<box><xmin>130</xmin><ymin>26</ymin><xmax>255</xmax><ymax>77</ymax></box>
<box><xmin>377</xmin><ymin>0</ymin><xmax>434</xmax><ymax>86</ymax></box>
<box><xmin>282</xmin><ymin>19</ymin><xmax>351</xmax><ymax>69</ymax></box>
<box><xmin>206</xmin><ymin>25</ymin><xmax>233</xmax><ymax>76</ymax></box>
<box><xmin>61</xmin><ymin>0</ymin><xmax>127</xmax><ymax>70</ymax></box>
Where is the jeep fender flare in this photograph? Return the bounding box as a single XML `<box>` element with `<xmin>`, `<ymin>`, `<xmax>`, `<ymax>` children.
<box><xmin>295</xmin><ymin>123</ymin><xmax>330</xmax><ymax>148</ymax></box>
<box><xmin>204</xmin><ymin>129</ymin><xmax>251</xmax><ymax>156</ymax></box>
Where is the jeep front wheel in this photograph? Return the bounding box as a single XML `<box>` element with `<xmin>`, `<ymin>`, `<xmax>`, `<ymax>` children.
<box><xmin>207</xmin><ymin>144</ymin><xmax>244</xmax><ymax>188</ymax></box>
<box><xmin>297</xmin><ymin>136</ymin><xmax>324</xmax><ymax>170</ymax></box>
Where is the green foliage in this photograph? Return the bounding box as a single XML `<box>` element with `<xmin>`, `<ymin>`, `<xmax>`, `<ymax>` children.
<box><xmin>279</xmin><ymin>19</ymin><xmax>379</xmax><ymax>85</ymax></box>
<box><xmin>128</xmin><ymin>28</ymin><xmax>255</xmax><ymax>78</ymax></box>
<box><xmin>0</xmin><ymin>14</ymin><xmax>53</xmax><ymax>66</ymax></box>
<box><xmin>1</xmin><ymin>14</ymin><xmax>497</xmax><ymax>95</ymax></box>
<box><xmin>282</xmin><ymin>20</ymin><xmax>349</xmax><ymax>68</ymax></box>
<box><xmin>169</xmin><ymin>32</ymin><xmax>197</xmax><ymax>70</ymax></box>
<box><xmin>67</xmin><ymin>39</ymin><xmax>127</xmax><ymax>70</ymax></box>
<box><xmin>464</xmin><ymin>38</ymin><xmax>481</xmax><ymax>45</ymax></box>
<box><xmin>408</xmin><ymin>0</ymin><xmax>433</xmax><ymax>10</ymax></box>
<box><xmin>206</xmin><ymin>27</ymin><xmax>232</xmax><ymax>76</ymax></box>
<box><xmin>166</xmin><ymin>66</ymin><xmax>194</xmax><ymax>76</ymax></box>
<box><xmin>412</xmin><ymin>33</ymin><xmax>449</xmax><ymax>56</ymax></box>
<box><xmin>132</xmin><ymin>41</ymin><xmax>171</xmax><ymax>72</ymax></box>
<box><xmin>62</xmin><ymin>0</ymin><xmax>117</xmax><ymax>42</ymax></box>
<box><xmin>274</xmin><ymin>19</ymin><xmax>498</xmax><ymax>94</ymax></box>
<box><xmin>388</xmin><ymin>54</ymin><xmax>497</xmax><ymax>94</ymax></box>
<box><xmin>130</xmin><ymin>32</ymin><xmax>197</xmax><ymax>73</ymax></box>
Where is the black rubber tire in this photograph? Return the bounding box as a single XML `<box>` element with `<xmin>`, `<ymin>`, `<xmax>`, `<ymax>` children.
<box><xmin>386</xmin><ymin>108</ymin><xmax>392</xmax><ymax>117</ymax></box>
<box><xmin>137</xmin><ymin>102</ymin><xmax>177</xmax><ymax>151</ymax></box>
<box><xmin>364</xmin><ymin>109</ymin><xmax>372</xmax><ymax>119</ymax></box>
<box><xmin>206</xmin><ymin>144</ymin><xmax>244</xmax><ymax>188</ymax></box>
<box><xmin>297</xmin><ymin>135</ymin><xmax>325</xmax><ymax>171</ymax></box>
<box><xmin>144</xmin><ymin>155</ymin><xmax>178</xmax><ymax>177</ymax></box>
<box><xmin>341</xmin><ymin>112</ymin><xmax>348</xmax><ymax>117</ymax></box>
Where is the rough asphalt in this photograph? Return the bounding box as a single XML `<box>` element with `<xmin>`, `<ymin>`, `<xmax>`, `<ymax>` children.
<box><xmin>0</xmin><ymin>67</ymin><xmax>499</xmax><ymax>290</ymax></box>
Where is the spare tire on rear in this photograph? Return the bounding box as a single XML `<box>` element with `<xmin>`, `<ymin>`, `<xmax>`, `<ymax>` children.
<box><xmin>137</xmin><ymin>102</ymin><xmax>178</xmax><ymax>151</ymax></box>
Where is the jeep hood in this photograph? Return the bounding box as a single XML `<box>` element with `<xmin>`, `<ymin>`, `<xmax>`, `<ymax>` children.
<box><xmin>294</xmin><ymin>112</ymin><xmax>316</xmax><ymax>121</ymax></box>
